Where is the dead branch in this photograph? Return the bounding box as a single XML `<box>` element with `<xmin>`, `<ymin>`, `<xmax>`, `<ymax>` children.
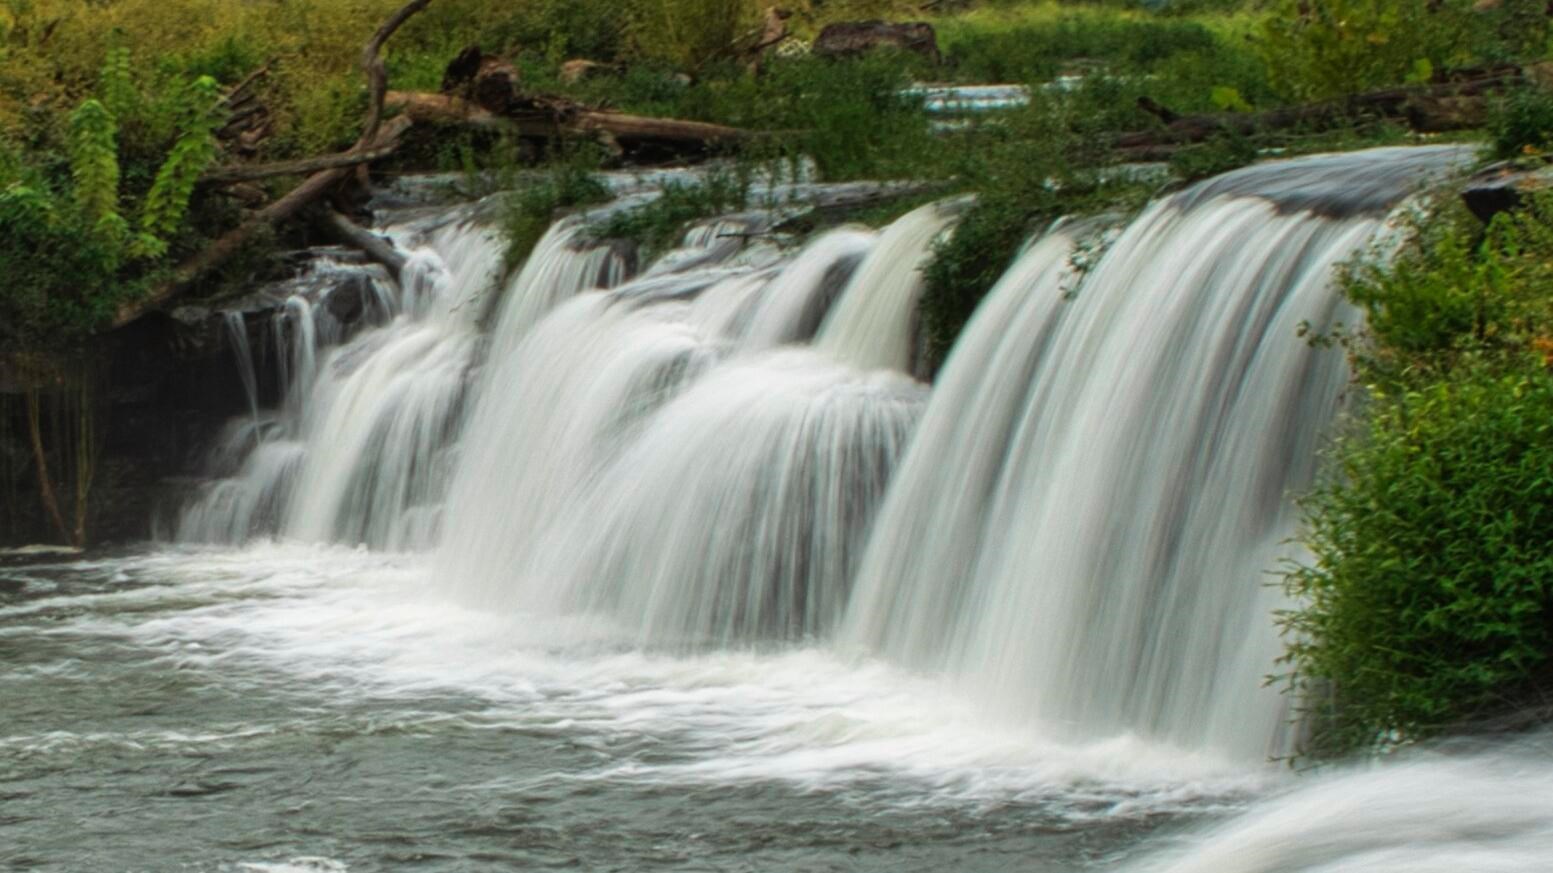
<box><xmin>385</xmin><ymin>90</ymin><xmax>751</xmax><ymax>147</ymax></box>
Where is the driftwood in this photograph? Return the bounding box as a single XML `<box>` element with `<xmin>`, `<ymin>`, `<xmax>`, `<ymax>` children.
<box><xmin>1115</xmin><ymin>64</ymin><xmax>1538</xmax><ymax>158</ymax></box>
<box><xmin>112</xmin><ymin>1</ymin><xmax>431</xmax><ymax>328</ymax></box>
<box><xmin>384</xmin><ymin>90</ymin><xmax>751</xmax><ymax>148</ymax></box>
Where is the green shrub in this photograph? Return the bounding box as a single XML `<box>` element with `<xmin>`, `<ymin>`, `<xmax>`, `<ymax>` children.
<box><xmin>1285</xmin><ymin>368</ymin><xmax>1553</xmax><ymax>755</ymax></box>
<box><xmin>500</xmin><ymin>147</ymin><xmax>611</xmax><ymax>268</ymax></box>
<box><xmin>1341</xmin><ymin>196</ymin><xmax>1553</xmax><ymax>379</ymax></box>
<box><xmin>1488</xmin><ymin>87</ymin><xmax>1553</xmax><ymax>160</ymax></box>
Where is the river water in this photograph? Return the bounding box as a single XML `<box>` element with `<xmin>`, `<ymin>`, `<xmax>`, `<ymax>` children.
<box><xmin>4</xmin><ymin>545</ymin><xmax>1253</xmax><ymax>872</ymax></box>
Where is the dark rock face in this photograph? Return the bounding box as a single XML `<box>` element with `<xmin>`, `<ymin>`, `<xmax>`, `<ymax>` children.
<box><xmin>1461</xmin><ymin>160</ymin><xmax>1553</xmax><ymax>223</ymax></box>
<box><xmin>0</xmin><ymin>250</ymin><xmax>389</xmax><ymax>547</ymax></box>
<box><xmin>0</xmin><ymin>315</ymin><xmax>253</xmax><ymax>546</ymax></box>
<box><xmin>813</xmin><ymin>20</ymin><xmax>940</xmax><ymax>64</ymax></box>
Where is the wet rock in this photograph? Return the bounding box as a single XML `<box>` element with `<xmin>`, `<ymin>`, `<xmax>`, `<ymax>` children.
<box><xmin>1461</xmin><ymin>160</ymin><xmax>1553</xmax><ymax>223</ymax></box>
<box><xmin>813</xmin><ymin>20</ymin><xmax>940</xmax><ymax>64</ymax></box>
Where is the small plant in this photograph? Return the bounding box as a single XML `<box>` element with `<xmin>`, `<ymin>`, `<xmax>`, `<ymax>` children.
<box><xmin>589</xmin><ymin>168</ymin><xmax>749</xmax><ymax>259</ymax></box>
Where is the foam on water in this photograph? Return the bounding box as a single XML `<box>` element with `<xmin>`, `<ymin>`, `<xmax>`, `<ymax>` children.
<box><xmin>8</xmin><ymin>544</ymin><xmax>1270</xmax><ymax>816</ymax></box>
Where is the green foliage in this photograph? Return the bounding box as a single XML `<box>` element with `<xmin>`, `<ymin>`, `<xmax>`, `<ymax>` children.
<box><xmin>499</xmin><ymin>147</ymin><xmax>611</xmax><ymax>268</ymax></box>
<box><xmin>1285</xmin><ymin>368</ymin><xmax>1553</xmax><ymax>756</ymax></box>
<box><xmin>67</xmin><ymin>99</ymin><xmax>125</xmax><ymax>248</ymax></box>
<box><xmin>939</xmin><ymin>10</ymin><xmax>1223</xmax><ymax>83</ymax></box>
<box><xmin>97</xmin><ymin>47</ymin><xmax>140</xmax><ymax>123</ymax></box>
<box><xmin>629</xmin><ymin>0</ymin><xmax>759</xmax><ymax>72</ymax></box>
<box><xmin>1488</xmin><ymin>87</ymin><xmax>1553</xmax><ymax>159</ymax></box>
<box><xmin>1257</xmin><ymin>0</ymin><xmax>1479</xmax><ymax>101</ymax></box>
<box><xmin>132</xmin><ymin>75</ymin><xmax>221</xmax><ymax>258</ymax></box>
<box><xmin>1285</xmin><ymin>193</ymin><xmax>1553</xmax><ymax>757</ymax></box>
<box><xmin>2</xmin><ymin>50</ymin><xmax>229</xmax><ymax>348</ymax></box>
<box><xmin>1342</xmin><ymin>197</ymin><xmax>1553</xmax><ymax>376</ymax></box>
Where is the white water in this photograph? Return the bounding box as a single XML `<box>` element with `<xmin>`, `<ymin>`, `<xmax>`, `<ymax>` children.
<box><xmin>58</xmin><ymin>144</ymin><xmax>1553</xmax><ymax>870</ymax></box>
<box><xmin>177</xmin><ymin>212</ymin><xmax>512</xmax><ymax>549</ymax></box>
<box><xmin>438</xmin><ymin>212</ymin><xmax>928</xmax><ymax>644</ymax></box>
<box><xmin>1126</xmin><ymin>741</ymin><xmax>1553</xmax><ymax>873</ymax></box>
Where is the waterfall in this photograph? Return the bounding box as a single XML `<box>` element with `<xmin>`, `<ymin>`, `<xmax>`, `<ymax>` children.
<box><xmin>176</xmin><ymin>212</ymin><xmax>511</xmax><ymax>548</ymax></box>
<box><xmin>815</xmin><ymin>199</ymin><xmax>962</xmax><ymax>372</ymax></box>
<box><xmin>178</xmin><ymin>147</ymin><xmax>1471</xmax><ymax>757</ymax></box>
<box><xmin>842</xmin><ymin>146</ymin><xmax>1470</xmax><ymax>761</ymax></box>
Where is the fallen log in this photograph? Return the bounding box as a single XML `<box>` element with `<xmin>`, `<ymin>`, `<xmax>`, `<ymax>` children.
<box><xmin>384</xmin><ymin>90</ymin><xmax>751</xmax><ymax>147</ymax></box>
<box><xmin>315</xmin><ymin>209</ymin><xmax>407</xmax><ymax>275</ymax></box>
<box><xmin>1115</xmin><ymin>64</ymin><xmax>1538</xmax><ymax>153</ymax></box>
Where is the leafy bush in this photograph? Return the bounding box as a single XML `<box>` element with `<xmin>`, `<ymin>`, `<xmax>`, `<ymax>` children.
<box><xmin>1257</xmin><ymin>0</ymin><xmax>1477</xmax><ymax>101</ymax></box>
<box><xmin>1284</xmin><ymin>193</ymin><xmax>1553</xmax><ymax>757</ymax></box>
<box><xmin>1285</xmin><ymin>368</ymin><xmax>1553</xmax><ymax>755</ymax></box>
<box><xmin>0</xmin><ymin>52</ymin><xmax>224</xmax><ymax>347</ymax></box>
<box><xmin>1341</xmin><ymin>197</ymin><xmax>1553</xmax><ymax>377</ymax></box>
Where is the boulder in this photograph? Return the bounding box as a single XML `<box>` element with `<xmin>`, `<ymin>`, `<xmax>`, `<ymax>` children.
<box><xmin>813</xmin><ymin>20</ymin><xmax>940</xmax><ymax>64</ymax></box>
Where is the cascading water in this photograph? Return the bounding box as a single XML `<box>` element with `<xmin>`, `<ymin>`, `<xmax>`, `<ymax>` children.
<box><xmin>175</xmin><ymin>209</ymin><xmax>514</xmax><ymax>549</ymax></box>
<box><xmin>177</xmin><ymin>147</ymin><xmax>1469</xmax><ymax>751</ymax></box>
<box><xmin>26</xmin><ymin>146</ymin><xmax>1538</xmax><ymax>872</ymax></box>
<box><xmin>842</xmin><ymin>146</ymin><xmax>1470</xmax><ymax>761</ymax></box>
<box><xmin>437</xmin><ymin>213</ymin><xmax>932</xmax><ymax>645</ymax></box>
<box><xmin>814</xmin><ymin>198</ymin><xmax>962</xmax><ymax>372</ymax></box>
